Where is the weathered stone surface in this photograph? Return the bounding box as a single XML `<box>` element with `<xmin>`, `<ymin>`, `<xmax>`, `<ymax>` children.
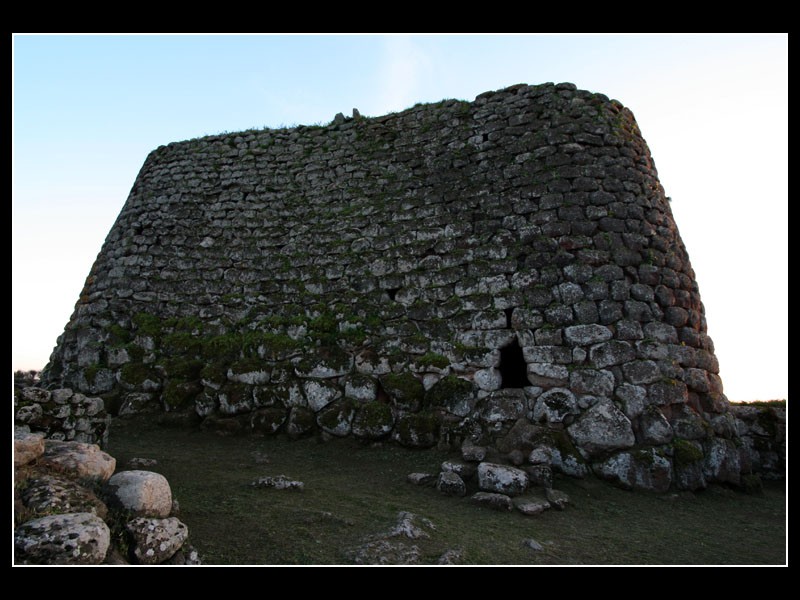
<box><xmin>569</xmin><ymin>368</ymin><xmax>614</xmax><ymax>397</ymax></box>
<box><xmin>286</xmin><ymin>406</ymin><xmax>316</xmax><ymax>438</ymax></box>
<box><xmin>568</xmin><ymin>400</ymin><xmax>635</xmax><ymax>458</ymax></box>
<box><xmin>15</xmin><ymin>512</ymin><xmax>110</xmax><ymax>565</ymax></box>
<box><xmin>393</xmin><ymin>413</ymin><xmax>438</xmax><ymax>448</ymax></box>
<box><xmin>477</xmin><ymin>462</ymin><xmax>528</xmax><ymax>496</ymax></box>
<box><xmin>21</xmin><ymin>475</ymin><xmax>108</xmax><ymax>519</ymax></box>
<box><xmin>441</xmin><ymin>460</ymin><xmax>476</xmax><ymax>480</ymax></box>
<box><xmin>351</xmin><ymin>401</ymin><xmax>394</xmax><ymax>439</ymax></box>
<box><xmin>703</xmin><ymin>437</ymin><xmax>741</xmax><ymax>485</ymax></box>
<box><xmin>304</xmin><ymin>380</ymin><xmax>342</xmax><ymax>412</ymax></box>
<box><xmin>406</xmin><ymin>472</ymin><xmax>437</xmax><ymax>487</ymax></box>
<box><xmin>514</xmin><ymin>496</ymin><xmax>551</xmax><ymax>516</ymax></box>
<box><xmin>126</xmin><ymin>517</ymin><xmax>189</xmax><ymax>564</ymax></box>
<box><xmin>522</xmin><ymin>538</ymin><xmax>544</xmax><ymax>551</ymax></box>
<box><xmin>162</xmin><ymin>542</ymin><xmax>202</xmax><ymax>565</ymax></box>
<box><xmin>343</xmin><ymin>374</ymin><xmax>379</xmax><ymax>403</ymax></box>
<box><xmin>471</xmin><ymin>491</ymin><xmax>513</xmax><ymax>511</ymax></box>
<box><xmin>437</xmin><ymin>548</ymin><xmax>465</xmax><ymax>565</ymax></box>
<box><xmin>15</xmin><ymin>429</ymin><xmax>45</xmax><ymax>467</ymax></box>
<box><xmin>544</xmin><ymin>488</ymin><xmax>570</xmax><ymax>510</ymax></box>
<box><xmin>251</xmin><ymin>475</ymin><xmax>305</xmax><ymax>490</ymax></box>
<box><xmin>316</xmin><ymin>400</ymin><xmax>356</xmax><ymax>436</ymax></box>
<box><xmin>426</xmin><ymin>376</ymin><xmax>476</xmax><ymax>418</ymax></box>
<box><xmin>250</xmin><ymin>407</ymin><xmax>287</xmax><ymax>434</ymax></box>
<box><xmin>436</xmin><ymin>471</ymin><xmax>466</xmax><ymax>497</ymax></box>
<box><xmin>461</xmin><ymin>440</ymin><xmax>487</xmax><ymax>462</ymax></box>
<box><xmin>594</xmin><ymin>449</ymin><xmax>672</xmax><ymax>492</ymax></box>
<box><xmin>478</xmin><ymin>389</ymin><xmax>526</xmax><ymax>424</ymax></box>
<box><xmin>107</xmin><ymin>470</ymin><xmax>173</xmax><ymax>517</ymax></box>
<box><xmin>532</xmin><ymin>388</ymin><xmax>580</xmax><ymax>424</ymax></box>
<box><xmin>564</xmin><ymin>324</ymin><xmax>613</xmax><ymax>346</ymax></box>
<box><xmin>352</xmin><ymin>540</ymin><xmax>421</xmax><ymax>565</ymax></box>
<box><xmin>637</xmin><ymin>407</ymin><xmax>674</xmax><ymax>445</ymax></box>
<box><xmin>39</xmin><ymin>440</ymin><xmax>116</xmax><ymax>482</ymax></box>
<box><xmin>388</xmin><ymin>511</ymin><xmax>436</xmax><ymax>539</ymax></box>
<box><xmin>381</xmin><ymin>372</ymin><xmax>425</xmax><ymax>412</ymax></box>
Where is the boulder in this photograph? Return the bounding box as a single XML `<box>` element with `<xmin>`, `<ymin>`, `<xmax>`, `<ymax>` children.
<box><xmin>567</xmin><ymin>400</ymin><xmax>635</xmax><ymax>458</ymax></box>
<box><xmin>440</xmin><ymin>460</ymin><xmax>476</xmax><ymax>480</ymax></box>
<box><xmin>317</xmin><ymin>400</ymin><xmax>356</xmax><ymax>437</ymax></box>
<box><xmin>637</xmin><ymin>407</ymin><xmax>674</xmax><ymax>445</ymax></box>
<box><xmin>351</xmin><ymin>401</ymin><xmax>395</xmax><ymax>439</ymax></box>
<box><xmin>251</xmin><ymin>475</ymin><xmax>304</xmax><ymax>490</ymax></box>
<box><xmin>461</xmin><ymin>440</ymin><xmax>487</xmax><ymax>462</ymax></box>
<box><xmin>21</xmin><ymin>474</ymin><xmax>108</xmax><ymax>519</ymax></box>
<box><xmin>436</xmin><ymin>472</ymin><xmax>466</xmax><ymax>497</ymax></box>
<box><xmin>545</xmin><ymin>488</ymin><xmax>570</xmax><ymax>510</ymax></box>
<box><xmin>477</xmin><ymin>462</ymin><xmax>529</xmax><ymax>496</ymax></box>
<box><xmin>522</xmin><ymin>538</ymin><xmax>545</xmax><ymax>551</ymax></box>
<box><xmin>478</xmin><ymin>389</ymin><xmax>526</xmax><ymax>424</ymax></box>
<box><xmin>286</xmin><ymin>406</ymin><xmax>316</xmax><ymax>439</ymax></box>
<box><xmin>513</xmin><ymin>496</ymin><xmax>551</xmax><ymax>516</ymax></box>
<box><xmin>15</xmin><ymin>429</ymin><xmax>45</xmax><ymax>467</ymax></box>
<box><xmin>532</xmin><ymin>388</ymin><xmax>580</xmax><ymax>424</ymax></box>
<box><xmin>406</xmin><ymin>473</ymin><xmax>437</xmax><ymax>487</ymax></box>
<box><xmin>703</xmin><ymin>437</ymin><xmax>742</xmax><ymax>485</ymax></box>
<box><xmin>126</xmin><ymin>517</ymin><xmax>189</xmax><ymax>565</ymax></box>
<box><xmin>15</xmin><ymin>512</ymin><xmax>110</xmax><ymax>565</ymax></box>
<box><xmin>393</xmin><ymin>413</ymin><xmax>438</xmax><ymax>448</ymax></box>
<box><xmin>39</xmin><ymin>440</ymin><xmax>116</xmax><ymax>482</ymax></box>
<box><xmin>107</xmin><ymin>470</ymin><xmax>172</xmax><ymax>517</ymax></box>
<box><xmin>387</xmin><ymin>511</ymin><xmax>436</xmax><ymax>539</ymax></box>
<box><xmin>471</xmin><ymin>491</ymin><xmax>513</xmax><ymax>511</ymax></box>
<box><xmin>593</xmin><ymin>449</ymin><xmax>673</xmax><ymax>493</ymax></box>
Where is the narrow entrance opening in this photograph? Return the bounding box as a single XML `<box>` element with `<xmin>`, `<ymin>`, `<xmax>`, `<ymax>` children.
<box><xmin>499</xmin><ymin>337</ymin><xmax>528</xmax><ymax>389</ymax></box>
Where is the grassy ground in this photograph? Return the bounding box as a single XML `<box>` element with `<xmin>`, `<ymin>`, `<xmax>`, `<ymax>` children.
<box><xmin>107</xmin><ymin>416</ymin><xmax>786</xmax><ymax>565</ymax></box>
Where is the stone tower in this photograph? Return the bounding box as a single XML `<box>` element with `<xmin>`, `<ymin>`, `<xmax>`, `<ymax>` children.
<box><xmin>41</xmin><ymin>83</ymin><xmax>745</xmax><ymax>491</ymax></box>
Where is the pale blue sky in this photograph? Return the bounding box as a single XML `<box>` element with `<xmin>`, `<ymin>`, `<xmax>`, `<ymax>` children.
<box><xmin>12</xmin><ymin>34</ymin><xmax>788</xmax><ymax>401</ymax></box>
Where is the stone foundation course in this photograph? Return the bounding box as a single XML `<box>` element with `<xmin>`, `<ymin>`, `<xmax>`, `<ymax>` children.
<box><xmin>38</xmin><ymin>82</ymin><xmax>776</xmax><ymax>491</ymax></box>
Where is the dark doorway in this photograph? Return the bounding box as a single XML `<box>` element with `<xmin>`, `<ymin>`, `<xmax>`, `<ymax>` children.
<box><xmin>499</xmin><ymin>337</ymin><xmax>528</xmax><ymax>389</ymax></box>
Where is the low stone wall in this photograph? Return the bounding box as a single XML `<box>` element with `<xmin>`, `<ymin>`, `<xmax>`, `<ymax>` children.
<box><xmin>14</xmin><ymin>386</ymin><xmax>110</xmax><ymax>447</ymax></box>
<box><xmin>730</xmin><ymin>403</ymin><xmax>786</xmax><ymax>480</ymax></box>
<box><xmin>14</xmin><ymin>428</ymin><xmax>199</xmax><ymax>565</ymax></box>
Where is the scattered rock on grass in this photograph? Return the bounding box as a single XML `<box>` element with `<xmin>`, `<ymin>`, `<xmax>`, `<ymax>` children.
<box><xmin>471</xmin><ymin>491</ymin><xmax>513</xmax><ymax>511</ymax></box>
<box><xmin>545</xmin><ymin>488</ymin><xmax>570</xmax><ymax>510</ymax></box>
<box><xmin>126</xmin><ymin>516</ymin><xmax>189</xmax><ymax>564</ymax></box>
<box><xmin>513</xmin><ymin>496</ymin><xmax>551</xmax><ymax>516</ymax></box>
<box><xmin>522</xmin><ymin>538</ymin><xmax>544</xmax><ymax>552</ymax></box>
<box><xmin>251</xmin><ymin>475</ymin><xmax>304</xmax><ymax>490</ymax></box>
<box><xmin>437</xmin><ymin>471</ymin><xmax>467</xmax><ymax>497</ymax></box>
<box><xmin>437</xmin><ymin>548</ymin><xmax>465</xmax><ymax>564</ymax></box>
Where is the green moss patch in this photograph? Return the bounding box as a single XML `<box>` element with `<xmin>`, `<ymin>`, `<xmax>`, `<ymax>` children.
<box><xmin>381</xmin><ymin>372</ymin><xmax>425</xmax><ymax>412</ymax></box>
<box><xmin>672</xmin><ymin>438</ymin><xmax>704</xmax><ymax>466</ymax></box>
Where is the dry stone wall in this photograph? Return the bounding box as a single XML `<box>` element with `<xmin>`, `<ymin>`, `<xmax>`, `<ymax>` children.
<box><xmin>42</xmin><ymin>82</ymin><xmax>747</xmax><ymax>491</ymax></box>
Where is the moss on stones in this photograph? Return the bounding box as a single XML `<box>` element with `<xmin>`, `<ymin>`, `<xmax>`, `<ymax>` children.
<box><xmin>162</xmin><ymin>380</ymin><xmax>202</xmax><ymax>412</ymax></box>
<box><xmin>352</xmin><ymin>401</ymin><xmax>394</xmax><ymax>440</ymax></box>
<box><xmin>394</xmin><ymin>412</ymin><xmax>439</xmax><ymax>448</ymax></box>
<box><xmin>120</xmin><ymin>363</ymin><xmax>157</xmax><ymax>387</ymax></box>
<box><xmin>415</xmin><ymin>352</ymin><xmax>449</xmax><ymax>370</ymax></box>
<box><xmin>132</xmin><ymin>313</ymin><xmax>163</xmax><ymax>338</ymax></box>
<box><xmin>672</xmin><ymin>438</ymin><xmax>704</xmax><ymax>465</ymax></box>
<box><xmin>381</xmin><ymin>372</ymin><xmax>425</xmax><ymax>412</ymax></box>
